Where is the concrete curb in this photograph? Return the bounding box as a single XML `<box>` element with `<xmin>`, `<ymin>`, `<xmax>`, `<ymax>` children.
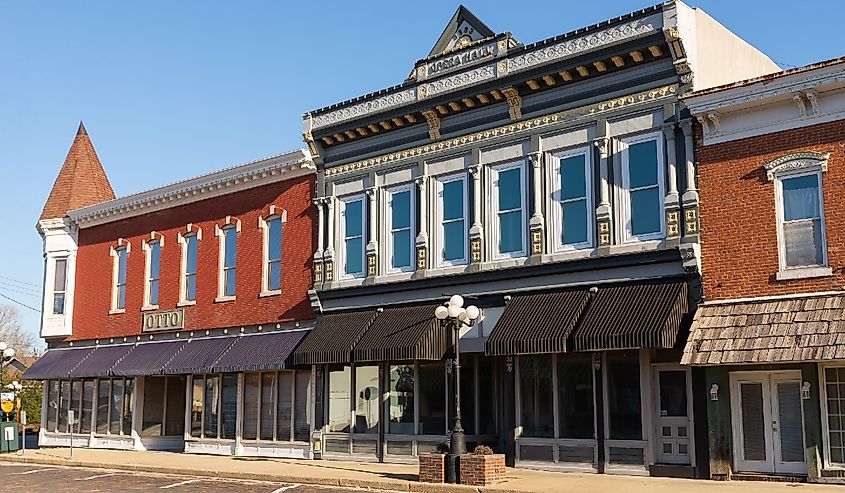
<box><xmin>0</xmin><ymin>454</ymin><xmax>520</xmax><ymax>493</ymax></box>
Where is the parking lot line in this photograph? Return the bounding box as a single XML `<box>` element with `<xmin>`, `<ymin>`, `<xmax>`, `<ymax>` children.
<box><xmin>160</xmin><ymin>479</ymin><xmax>204</xmax><ymax>489</ymax></box>
<box><xmin>13</xmin><ymin>468</ymin><xmax>56</xmax><ymax>475</ymax></box>
<box><xmin>74</xmin><ymin>473</ymin><xmax>116</xmax><ymax>481</ymax></box>
<box><xmin>270</xmin><ymin>485</ymin><xmax>300</xmax><ymax>493</ymax></box>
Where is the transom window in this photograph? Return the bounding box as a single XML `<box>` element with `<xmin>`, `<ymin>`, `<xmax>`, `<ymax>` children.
<box><xmin>621</xmin><ymin>133</ymin><xmax>665</xmax><ymax>241</ymax></box>
<box><xmin>265</xmin><ymin>217</ymin><xmax>284</xmax><ymax>291</ymax></box>
<box><xmin>492</xmin><ymin>162</ymin><xmax>526</xmax><ymax>257</ymax></box>
<box><xmin>435</xmin><ymin>174</ymin><xmax>467</xmax><ymax>266</ymax></box>
<box><xmin>53</xmin><ymin>258</ymin><xmax>68</xmax><ymax>315</ymax></box>
<box><xmin>777</xmin><ymin>172</ymin><xmax>826</xmax><ymax>269</ymax></box>
<box><xmin>340</xmin><ymin>196</ymin><xmax>365</xmax><ymax>277</ymax></box>
<box><xmin>113</xmin><ymin>247</ymin><xmax>128</xmax><ymax>310</ymax></box>
<box><xmin>221</xmin><ymin>227</ymin><xmax>237</xmax><ymax>297</ymax></box>
<box><xmin>552</xmin><ymin>148</ymin><xmax>593</xmax><ymax>250</ymax></box>
<box><xmin>145</xmin><ymin>240</ymin><xmax>161</xmax><ymax>306</ymax></box>
<box><xmin>183</xmin><ymin>234</ymin><xmax>198</xmax><ymax>302</ymax></box>
<box><xmin>387</xmin><ymin>187</ymin><xmax>414</xmax><ymax>272</ymax></box>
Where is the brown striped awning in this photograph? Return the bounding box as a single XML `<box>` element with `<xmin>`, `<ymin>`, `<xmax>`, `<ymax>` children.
<box><xmin>292</xmin><ymin>310</ymin><xmax>379</xmax><ymax>365</ymax></box>
<box><xmin>570</xmin><ymin>279</ymin><xmax>689</xmax><ymax>352</ymax></box>
<box><xmin>352</xmin><ymin>305</ymin><xmax>446</xmax><ymax>362</ymax></box>
<box><xmin>485</xmin><ymin>291</ymin><xmax>591</xmax><ymax>356</ymax></box>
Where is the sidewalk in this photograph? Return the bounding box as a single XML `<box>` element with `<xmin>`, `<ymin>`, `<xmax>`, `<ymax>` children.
<box><xmin>0</xmin><ymin>447</ymin><xmax>839</xmax><ymax>492</ymax></box>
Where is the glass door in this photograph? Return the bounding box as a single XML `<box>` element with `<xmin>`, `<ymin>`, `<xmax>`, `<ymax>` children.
<box><xmin>654</xmin><ymin>368</ymin><xmax>691</xmax><ymax>465</ymax></box>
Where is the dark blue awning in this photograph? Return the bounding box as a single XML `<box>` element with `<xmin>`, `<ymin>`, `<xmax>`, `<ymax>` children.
<box><xmin>210</xmin><ymin>330</ymin><xmax>309</xmax><ymax>373</ymax></box>
<box><xmin>111</xmin><ymin>340</ymin><xmax>188</xmax><ymax>377</ymax></box>
<box><xmin>21</xmin><ymin>347</ymin><xmax>95</xmax><ymax>380</ymax></box>
<box><xmin>68</xmin><ymin>344</ymin><xmax>135</xmax><ymax>378</ymax></box>
<box><xmin>161</xmin><ymin>336</ymin><xmax>237</xmax><ymax>375</ymax></box>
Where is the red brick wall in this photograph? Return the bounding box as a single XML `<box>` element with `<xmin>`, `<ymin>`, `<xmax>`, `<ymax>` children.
<box><xmin>697</xmin><ymin>120</ymin><xmax>845</xmax><ymax>301</ymax></box>
<box><xmin>70</xmin><ymin>175</ymin><xmax>316</xmax><ymax>341</ymax></box>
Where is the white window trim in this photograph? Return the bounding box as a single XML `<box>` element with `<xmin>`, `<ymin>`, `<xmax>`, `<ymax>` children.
<box><xmin>141</xmin><ymin>234</ymin><xmax>164</xmax><ymax>311</ymax></box>
<box><xmin>773</xmin><ymin>167</ymin><xmax>829</xmax><ymax>277</ymax></box>
<box><xmin>177</xmin><ymin>226</ymin><xmax>202</xmax><ymax>306</ymax></box>
<box><xmin>214</xmin><ymin>218</ymin><xmax>241</xmax><ymax>302</ymax></box>
<box><xmin>337</xmin><ymin>194</ymin><xmax>366</xmax><ymax>279</ymax></box>
<box><xmin>382</xmin><ymin>184</ymin><xmax>416</xmax><ymax>275</ymax></box>
<box><xmin>433</xmin><ymin>173</ymin><xmax>469</xmax><ymax>268</ymax></box>
<box><xmin>619</xmin><ymin>131</ymin><xmax>666</xmax><ymax>243</ymax></box>
<box><xmin>258</xmin><ymin>208</ymin><xmax>288</xmax><ymax>296</ymax></box>
<box><xmin>109</xmin><ymin>241</ymin><xmax>131</xmax><ymax>314</ymax></box>
<box><xmin>52</xmin><ymin>257</ymin><xmax>68</xmax><ymax>315</ymax></box>
<box><xmin>550</xmin><ymin>147</ymin><xmax>594</xmax><ymax>252</ymax></box>
<box><xmin>820</xmin><ymin>363</ymin><xmax>845</xmax><ymax>469</ymax></box>
<box><xmin>489</xmin><ymin>160</ymin><xmax>528</xmax><ymax>260</ymax></box>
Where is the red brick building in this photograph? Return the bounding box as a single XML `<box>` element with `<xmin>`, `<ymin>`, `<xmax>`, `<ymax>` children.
<box><xmin>682</xmin><ymin>58</ymin><xmax>845</xmax><ymax>482</ymax></box>
<box><xmin>29</xmin><ymin>123</ymin><xmax>319</xmax><ymax>457</ymax></box>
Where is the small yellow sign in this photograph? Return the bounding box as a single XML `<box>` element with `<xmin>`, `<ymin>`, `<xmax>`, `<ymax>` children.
<box><xmin>0</xmin><ymin>401</ymin><xmax>12</xmax><ymax>414</ymax></box>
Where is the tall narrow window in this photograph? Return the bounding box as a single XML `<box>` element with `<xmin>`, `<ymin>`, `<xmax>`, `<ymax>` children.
<box><xmin>266</xmin><ymin>217</ymin><xmax>283</xmax><ymax>291</ymax></box>
<box><xmin>183</xmin><ymin>234</ymin><xmax>198</xmax><ymax>302</ymax></box>
<box><xmin>222</xmin><ymin>227</ymin><xmax>237</xmax><ymax>297</ymax></box>
<box><xmin>621</xmin><ymin>134</ymin><xmax>664</xmax><ymax>241</ymax></box>
<box><xmin>113</xmin><ymin>248</ymin><xmax>127</xmax><ymax>310</ymax></box>
<box><xmin>388</xmin><ymin>188</ymin><xmax>413</xmax><ymax>272</ymax></box>
<box><xmin>778</xmin><ymin>172</ymin><xmax>826</xmax><ymax>268</ymax></box>
<box><xmin>146</xmin><ymin>240</ymin><xmax>161</xmax><ymax>306</ymax></box>
<box><xmin>53</xmin><ymin>258</ymin><xmax>67</xmax><ymax>315</ymax></box>
<box><xmin>492</xmin><ymin>163</ymin><xmax>526</xmax><ymax>257</ymax></box>
<box><xmin>340</xmin><ymin>197</ymin><xmax>365</xmax><ymax>277</ymax></box>
<box><xmin>436</xmin><ymin>175</ymin><xmax>467</xmax><ymax>265</ymax></box>
<box><xmin>554</xmin><ymin>149</ymin><xmax>593</xmax><ymax>249</ymax></box>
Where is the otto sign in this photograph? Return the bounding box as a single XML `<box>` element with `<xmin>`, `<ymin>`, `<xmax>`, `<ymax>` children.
<box><xmin>142</xmin><ymin>309</ymin><xmax>185</xmax><ymax>332</ymax></box>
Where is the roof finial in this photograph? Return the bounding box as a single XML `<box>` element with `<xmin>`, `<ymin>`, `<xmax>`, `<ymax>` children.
<box><xmin>77</xmin><ymin>120</ymin><xmax>87</xmax><ymax>136</ymax></box>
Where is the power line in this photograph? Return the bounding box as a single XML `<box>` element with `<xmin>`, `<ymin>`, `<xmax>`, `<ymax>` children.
<box><xmin>0</xmin><ymin>292</ymin><xmax>41</xmax><ymax>313</ymax></box>
<box><xmin>0</xmin><ymin>285</ymin><xmax>41</xmax><ymax>299</ymax></box>
<box><xmin>0</xmin><ymin>275</ymin><xmax>41</xmax><ymax>289</ymax></box>
<box><xmin>0</xmin><ymin>280</ymin><xmax>41</xmax><ymax>296</ymax></box>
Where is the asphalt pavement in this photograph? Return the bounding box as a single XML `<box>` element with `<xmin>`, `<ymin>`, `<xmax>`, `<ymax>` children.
<box><xmin>0</xmin><ymin>462</ymin><xmax>373</xmax><ymax>493</ymax></box>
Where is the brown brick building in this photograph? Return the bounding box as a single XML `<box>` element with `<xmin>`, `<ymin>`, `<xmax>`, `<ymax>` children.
<box><xmin>682</xmin><ymin>58</ymin><xmax>845</xmax><ymax>482</ymax></box>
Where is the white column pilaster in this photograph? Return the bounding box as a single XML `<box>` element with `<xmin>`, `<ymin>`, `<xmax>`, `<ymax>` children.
<box><xmin>593</xmin><ymin>137</ymin><xmax>612</xmax><ymax>247</ymax></box>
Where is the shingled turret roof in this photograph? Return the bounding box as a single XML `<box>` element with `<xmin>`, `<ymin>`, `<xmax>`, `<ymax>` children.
<box><xmin>40</xmin><ymin>122</ymin><xmax>115</xmax><ymax>220</ymax></box>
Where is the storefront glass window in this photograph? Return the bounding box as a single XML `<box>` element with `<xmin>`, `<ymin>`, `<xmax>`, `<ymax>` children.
<box><xmin>141</xmin><ymin>376</ymin><xmax>165</xmax><ymax>437</ymax></box>
<box><xmin>220</xmin><ymin>374</ymin><xmax>238</xmax><ymax>439</ymax></box>
<box><xmin>59</xmin><ymin>380</ymin><xmax>70</xmax><ymax>433</ymax></box>
<box><xmin>191</xmin><ymin>377</ymin><xmax>203</xmax><ymax>438</ymax></box>
<box><xmin>277</xmin><ymin>372</ymin><xmax>293</xmax><ymax>441</ymax></box>
<box><xmin>109</xmin><ymin>379</ymin><xmax>123</xmax><ymax>435</ymax></box>
<box><xmin>557</xmin><ymin>355</ymin><xmax>594</xmax><ymax>439</ymax></box>
<box><xmin>826</xmin><ymin>367</ymin><xmax>845</xmax><ymax>463</ymax></box>
<box><xmin>204</xmin><ymin>375</ymin><xmax>220</xmax><ymax>438</ymax></box>
<box><xmin>70</xmin><ymin>380</ymin><xmax>82</xmax><ymax>433</ymax></box>
<box><xmin>165</xmin><ymin>376</ymin><xmax>186</xmax><ymax>436</ymax></box>
<box><xmin>460</xmin><ymin>356</ymin><xmax>476</xmax><ymax>435</ymax></box>
<box><xmin>389</xmin><ymin>364</ymin><xmax>414</xmax><ymax>434</ymax></box>
<box><xmin>96</xmin><ymin>380</ymin><xmax>109</xmax><ymax>434</ymax></box>
<box><xmin>520</xmin><ymin>355</ymin><xmax>554</xmax><ymax>438</ymax></box>
<box><xmin>123</xmin><ymin>379</ymin><xmax>134</xmax><ymax>435</ymax></box>
<box><xmin>294</xmin><ymin>371</ymin><xmax>312</xmax><ymax>441</ymax></box>
<box><xmin>418</xmin><ymin>363</ymin><xmax>446</xmax><ymax>435</ymax></box>
<box><xmin>478</xmin><ymin>357</ymin><xmax>497</xmax><ymax>435</ymax></box>
<box><xmin>607</xmin><ymin>352</ymin><xmax>642</xmax><ymax>440</ymax></box>
<box><xmin>81</xmin><ymin>380</ymin><xmax>94</xmax><ymax>434</ymax></box>
<box><xmin>328</xmin><ymin>367</ymin><xmax>351</xmax><ymax>432</ymax></box>
<box><xmin>47</xmin><ymin>380</ymin><xmax>59</xmax><ymax>432</ymax></box>
<box><xmin>261</xmin><ymin>373</ymin><xmax>276</xmax><ymax>440</ymax></box>
<box><xmin>355</xmin><ymin>366</ymin><xmax>379</xmax><ymax>434</ymax></box>
<box><xmin>243</xmin><ymin>373</ymin><xmax>259</xmax><ymax>440</ymax></box>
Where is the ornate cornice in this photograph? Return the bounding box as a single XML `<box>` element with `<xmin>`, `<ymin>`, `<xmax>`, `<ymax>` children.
<box><xmin>324</xmin><ymin>84</ymin><xmax>677</xmax><ymax>177</ymax></box>
<box><xmin>312</xmin><ymin>88</ymin><xmax>417</xmax><ymax>129</ymax></box>
<box><xmin>764</xmin><ymin>152</ymin><xmax>831</xmax><ymax>181</ymax></box>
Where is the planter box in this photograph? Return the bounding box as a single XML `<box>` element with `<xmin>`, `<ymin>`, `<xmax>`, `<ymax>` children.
<box><xmin>460</xmin><ymin>453</ymin><xmax>506</xmax><ymax>486</ymax></box>
<box><xmin>419</xmin><ymin>453</ymin><xmax>446</xmax><ymax>483</ymax></box>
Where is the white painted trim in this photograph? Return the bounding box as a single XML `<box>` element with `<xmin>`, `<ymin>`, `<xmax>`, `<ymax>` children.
<box><xmin>381</xmin><ymin>184</ymin><xmax>416</xmax><ymax>275</ymax></box>
<box><xmin>215</xmin><ymin>221</ymin><xmax>240</xmax><ymax>300</ymax></box>
<box><xmin>177</xmin><ymin>226</ymin><xmax>201</xmax><ymax>305</ymax></box>
<box><xmin>819</xmin><ymin>363</ymin><xmax>845</xmax><ymax>470</ymax></box>
<box><xmin>618</xmin><ymin>131</ymin><xmax>666</xmax><ymax>243</ymax></box>
<box><xmin>69</xmin><ymin>150</ymin><xmax>314</xmax><ymax>228</ymax></box>
<box><xmin>773</xmin><ymin>167</ymin><xmax>828</xmax><ymax>273</ymax></box>
<box><xmin>258</xmin><ymin>211</ymin><xmax>288</xmax><ymax>295</ymax></box>
<box><xmin>109</xmin><ymin>245</ymin><xmax>129</xmax><ymax>312</ymax></box>
<box><xmin>141</xmin><ymin>235</ymin><xmax>163</xmax><ymax>309</ymax></box>
<box><xmin>548</xmin><ymin>146</ymin><xmax>595</xmax><ymax>253</ymax></box>
<box><xmin>337</xmin><ymin>194</ymin><xmax>367</xmax><ymax>279</ymax></box>
<box><xmin>432</xmin><ymin>173</ymin><xmax>469</xmax><ymax>268</ymax></box>
<box><xmin>488</xmin><ymin>160</ymin><xmax>528</xmax><ymax>260</ymax></box>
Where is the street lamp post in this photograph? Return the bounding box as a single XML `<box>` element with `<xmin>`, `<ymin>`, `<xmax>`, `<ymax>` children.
<box><xmin>434</xmin><ymin>295</ymin><xmax>480</xmax><ymax>484</ymax></box>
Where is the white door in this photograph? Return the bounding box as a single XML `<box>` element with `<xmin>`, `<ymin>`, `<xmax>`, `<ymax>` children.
<box><xmin>654</xmin><ymin>368</ymin><xmax>692</xmax><ymax>464</ymax></box>
<box><xmin>731</xmin><ymin>371</ymin><xmax>807</xmax><ymax>474</ymax></box>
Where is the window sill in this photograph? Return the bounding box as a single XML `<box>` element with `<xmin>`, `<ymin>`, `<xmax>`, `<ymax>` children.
<box><xmin>140</xmin><ymin>305</ymin><xmax>159</xmax><ymax>312</ymax></box>
<box><xmin>108</xmin><ymin>308</ymin><xmax>126</xmax><ymax>315</ymax></box>
<box><xmin>214</xmin><ymin>296</ymin><xmax>236</xmax><ymax>303</ymax></box>
<box><xmin>177</xmin><ymin>300</ymin><xmax>196</xmax><ymax>307</ymax></box>
<box><xmin>776</xmin><ymin>266</ymin><xmax>832</xmax><ymax>281</ymax></box>
<box><xmin>259</xmin><ymin>290</ymin><xmax>282</xmax><ymax>298</ymax></box>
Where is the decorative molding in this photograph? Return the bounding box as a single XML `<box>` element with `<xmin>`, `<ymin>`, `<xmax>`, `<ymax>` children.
<box><xmin>764</xmin><ymin>152</ymin><xmax>831</xmax><ymax>181</ymax></box>
<box><xmin>421</xmin><ymin>109</ymin><xmax>442</xmax><ymax>141</ymax></box>
<box><xmin>312</xmin><ymin>88</ymin><xmax>417</xmax><ymax>129</ymax></box>
<box><xmin>421</xmin><ymin>64</ymin><xmax>496</xmax><ymax>99</ymax></box>
<box><xmin>502</xmin><ymin>86</ymin><xmax>522</xmax><ymax>121</ymax></box>
<box><xmin>324</xmin><ymin>84</ymin><xmax>677</xmax><ymax>177</ymax></box>
<box><xmin>592</xmin><ymin>137</ymin><xmax>610</xmax><ymax>157</ymax></box>
<box><xmin>507</xmin><ymin>16</ymin><xmax>658</xmax><ymax>74</ymax></box>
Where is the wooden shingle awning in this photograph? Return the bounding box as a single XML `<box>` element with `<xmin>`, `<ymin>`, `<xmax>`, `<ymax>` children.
<box><xmin>683</xmin><ymin>293</ymin><xmax>845</xmax><ymax>366</ymax></box>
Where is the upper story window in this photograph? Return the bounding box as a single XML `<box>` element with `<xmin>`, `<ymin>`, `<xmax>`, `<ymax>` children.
<box><xmin>144</xmin><ymin>240</ymin><xmax>161</xmax><ymax>307</ymax></box>
<box><xmin>491</xmin><ymin>162</ymin><xmax>527</xmax><ymax>258</ymax></box>
<box><xmin>52</xmin><ymin>258</ymin><xmax>67</xmax><ymax>315</ymax></box>
<box><xmin>181</xmin><ymin>233</ymin><xmax>198</xmax><ymax>303</ymax></box>
<box><xmin>766</xmin><ymin>152</ymin><xmax>831</xmax><ymax>274</ymax></box>
<box><xmin>552</xmin><ymin>148</ymin><xmax>593</xmax><ymax>250</ymax></box>
<box><xmin>263</xmin><ymin>215</ymin><xmax>284</xmax><ymax>292</ymax></box>
<box><xmin>387</xmin><ymin>186</ymin><xmax>414</xmax><ymax>273</ymax></box>
<box><xmin>340</xmin><ymin>195</ymin><xmax>365</xmax><ymax>278</ymax></box>
<box><xmin>434</xmin><ymin>174</ymin><xmax>467</xmax><ymax>266</ymax></box>
<box><xmin>112</xmin><ymin>246</ymin><xmax>128</xmax><ymax>311</ymax></box>
<box><xmin>222</xmin><ymin>226</ymin><xmax>237</xmax><ymax>297</ymax></box>
<box><xmin>620</xmin><ymin>132</ymin><xmax>665</xmax><ymax>241</ymax></box>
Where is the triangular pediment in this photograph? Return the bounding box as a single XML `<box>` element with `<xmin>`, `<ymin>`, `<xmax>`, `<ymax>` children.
<box><xmin>427</xmin><ymin>6</ymin><xmax>496</xmax><ymax>58</ymax></box>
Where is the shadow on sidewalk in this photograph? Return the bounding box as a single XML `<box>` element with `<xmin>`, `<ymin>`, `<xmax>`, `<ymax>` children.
<box><xmin>231</xmin><ymin>456</ymin><xmax>418</xmax><ymax>482</ymax></box>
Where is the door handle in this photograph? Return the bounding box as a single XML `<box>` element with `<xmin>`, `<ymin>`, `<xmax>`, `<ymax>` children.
<box><xmin>772</xmin><ymin>421</ymin><xmax>778</xmax><ymax>432</ymax></box>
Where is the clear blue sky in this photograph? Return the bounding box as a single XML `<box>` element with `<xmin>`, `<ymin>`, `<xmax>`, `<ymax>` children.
<box><xmin>1</xmin><ymin>1</ymin><xmax>841</xmax><ymax>348</ymax></box>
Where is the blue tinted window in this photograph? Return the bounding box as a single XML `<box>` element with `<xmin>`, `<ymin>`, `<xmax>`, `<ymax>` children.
<box><xmin>498</xmin><ymin>168</ymin><xmax>522</xmax><ymax>211</ymax></box>
<box><xmin>628</xmin><ymin>140</ymin><xmax>658</xmax><ymax>189</ymax></box>
<box><xmin>560</xmin><ymin>155</ymin><xmax>587</xmax><ymax>200</ymax></box>
<box><xmin>345</xmin><ymin>237</ymin><xmax>363</xmax><ymax>274</ymax></box>
<box><xmin>630</xmin><ymin>188</ymin><xmax>661</xmax><ymax>235</ymax></box>
<box><xmin>442</xmin><ymin>180</ymin><xmax>464</xmax><ymax>221</ymax></box>
<box><xmin>345</xmin><ymin>200</ymin><xmax>363</xmax><ymax>237</ymax></box>
<box><xmin>118</xmin><ymin>284</ymin><xmax>126</xmax><ymax>310</ymax></box>
<box><xmin>149</xmin><ymin>242</ymin><xmax>160</xmax><ymax>279</ymax></box>
<box><xmin>782</xmin><ymin>174</ymin><xmax>820</xmax><ymax>221</ymax></box>
<box><xmin>392</xmin><ymin>230</ymin><xmax>412</xmax><ymax>268</ymax></box>
<box><xmin>344</xmin><ymin>199</ymin><xmax>364</xmax><ymax>275</ymax></box>
<box><xmin>224</xmin><ymin>227</ymin><xmax>237</xmax><ymax>268</ymax></box>
<box><xmin>391</xmin><ymin>190</ymin><xmax>412</xmax><ymax>270</ymax></box>
<box><xmin>499</xmin><ymin>211</ymin><xmax>523</xmax><ymax>253</ymax></box>
<box><xmin>268</xmin><ymin>218</ymin><xmax>282</xmax><ymax>262</ymax></box>
<box><xmin>186</xmin><ymin>236</ymin><xmax>197</xmax><ymax>274</ymax></box>
<box><xmin>186</xmin><ymin>274</ymin><xmax>196</xmax><ymax>302</ymax></box>
<box><xmin>391</xmin><ymin>191</ymin><xmax>411</xmax><ymax>229</ymax></box>
<box><xmin>562</xmin><ymin>200</ymin><xmax>588</xmax><ymax>245</ymax></box>
<box><xmin>268</xmin><ymin>262</ymin><xmax>281</xmax><ymax>291</ymax></box>
<box><xmin>224</xmin><ymin>268</ymin><xmax>236</xmax><ymax>297</ymax></box>
<box><xmin>443</xmin><ymin>220</ymin><xmax>465</xmax><ymax>261</ymax></box>
<box><xmin>117</xmin><ymin>249</ymin><xmax>127</xmax><ymax>284</ymax></box>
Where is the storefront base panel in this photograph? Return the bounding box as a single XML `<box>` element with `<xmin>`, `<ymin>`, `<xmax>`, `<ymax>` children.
<box><xmin>649</xmin><ymin>464</ymin><xmax>696</xmax><ymax>478</ymax></box>
<box><xmin>39</xmin><ymin>432</ymin><xmax>91</xmax><ymax>449</ymax></box>
<box><xmin>137</xmin><ymin>436</ymin><xmax>184</xmax><ymax>451</ymax></box>
<box><xmin>239</xmin><ymin>442</ymin><xmax>310</xmax><ymax>459</ymax></box>
<box><xmin>516</xmin><ymin>461</ymin><xmax>597</xmax><ymax>474</ymax></box>
<box><xmin>184</xmin><ymin>440</ymin><xmax>236</xmax><ymax>456</ymax></box>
